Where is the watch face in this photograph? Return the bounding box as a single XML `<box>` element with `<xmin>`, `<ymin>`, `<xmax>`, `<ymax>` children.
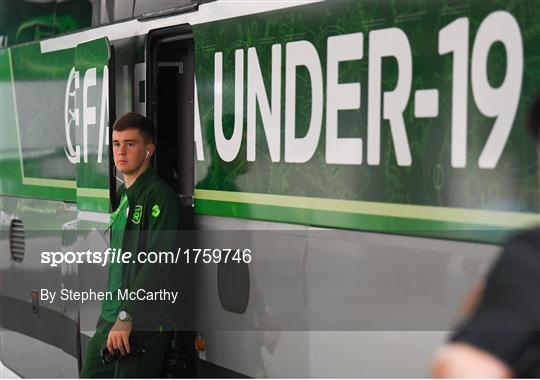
<box><xmin>119</xmin><ymin>311</ymin><xmax>127</xmax><ymax>320</ymax></box>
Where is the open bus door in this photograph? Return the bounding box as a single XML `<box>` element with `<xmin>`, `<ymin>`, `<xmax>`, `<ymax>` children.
<box><xmin>72</xmin><ymin>36</ymin><xmax>115</xmax><ymax>370</ymax></box>
<box><xmin>74</xmin><ymin>37</ymin><xmax>113</xmax><ymax>214</ymax></box>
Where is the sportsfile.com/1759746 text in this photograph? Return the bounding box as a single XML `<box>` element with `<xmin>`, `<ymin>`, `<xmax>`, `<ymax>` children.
<box><xmin>40</xmin><ymin>248</ymin><xmax>252</xmax><ymax>267</ymax></box>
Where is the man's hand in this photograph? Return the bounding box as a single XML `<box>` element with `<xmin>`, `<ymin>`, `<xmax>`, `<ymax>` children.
<box><xmin>107</xmin><ymin>320</ymin><xmax>132</xmax><ymax>355</ymax></box>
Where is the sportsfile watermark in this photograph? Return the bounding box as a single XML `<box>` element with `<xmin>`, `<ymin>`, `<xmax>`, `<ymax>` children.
<box><xmin>26</xmin><ymin>229</ymin><xmax>508</xmax><ymax>331</ymax></box>
<box><xmin>40</xmin><ymin>248</ymin><xmax>253</xmax><ymax>267</ymax></box>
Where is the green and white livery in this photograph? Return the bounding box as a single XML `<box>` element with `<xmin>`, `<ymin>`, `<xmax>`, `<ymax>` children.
<box><xmin>1</xmin><ymin>0</ymin><xmax>540</xmax><ymax>377</ymax></box>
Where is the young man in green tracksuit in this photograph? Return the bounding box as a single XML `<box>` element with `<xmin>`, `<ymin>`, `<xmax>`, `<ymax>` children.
<box><xmin>80</xmin><ymin>112</ymin><xmax>180</xmax><ymax>378</ymax></box>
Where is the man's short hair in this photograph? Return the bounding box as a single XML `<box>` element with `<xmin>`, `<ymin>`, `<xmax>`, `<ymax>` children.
<box><xmin>113</xmin><ymin>112</ymin><xmax>155</xmax><ymax>143</ymax></box>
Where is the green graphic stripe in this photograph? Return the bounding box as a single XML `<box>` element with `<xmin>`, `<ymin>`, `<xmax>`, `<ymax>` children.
<box><xmin>76</xmin><ymin>187</ymin><xmax>109</xmax><ymax>198</ymax></box>
<box><xmin>195</xmin><ymin>190</ymin><xmax>539</xmax><ymax>229</ymax></box>
<box><xmin>194</xmin><ymin>199</ymin><xmax>515</xmax><ymax>244</ymax></box>
<box><xmin>23</xmin><ymin>177</ymin><xmax>76</xmax><ymax>188</ymax></box>
<box><xmin>7</xmin><ymin>48</ymin><xmax>25</xmax><ymax>180</ymax></box>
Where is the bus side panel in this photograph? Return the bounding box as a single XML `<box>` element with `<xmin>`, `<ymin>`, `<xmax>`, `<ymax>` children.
<box><xmin>192</xmin><ymin>1</ymin><xmax>540</xmax><ymax>243</ymax></box>
<box><xmin>194</xmin><ymin>215</ymin><xmax>499</xmax><ymax>377</ymax></box>
<box><xmin>0</xmin><ymin>43</ymin><xmax>79</xmax><ymax>377</ymax></box>
<box><xmin>0</xmin><ymin>196</ymin><xmax>79</xmax><ymax>378</ymax></box>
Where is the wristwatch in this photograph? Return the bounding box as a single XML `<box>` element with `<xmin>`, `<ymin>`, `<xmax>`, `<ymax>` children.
<box><xmin>117</xmin><ymin>310</ymin><xmax>133</xmax><ymax>322</ymax></box>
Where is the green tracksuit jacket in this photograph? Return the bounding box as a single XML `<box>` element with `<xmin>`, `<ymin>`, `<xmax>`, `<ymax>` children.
<box><xmin>100</xmin><ymin>166</ymin><xmax>180</xmax><ymax>331</ymax></box>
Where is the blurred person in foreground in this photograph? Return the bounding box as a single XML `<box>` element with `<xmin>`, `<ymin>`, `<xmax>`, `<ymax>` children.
<box><xmin>432</xmin><ymin>94</ymin><xmax>540</xmax><ymax>378</ymax></box>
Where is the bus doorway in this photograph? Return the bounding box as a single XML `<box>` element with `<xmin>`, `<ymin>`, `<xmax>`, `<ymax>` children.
<box><xmin>147</xmin><ymin>24</ymin><xmax>194</xmax><ymax>220</ymax></box>
<box><xmin>147</xmin><ymin>25</ymin><xmax>196</xmax><ymax>378</ymax></box>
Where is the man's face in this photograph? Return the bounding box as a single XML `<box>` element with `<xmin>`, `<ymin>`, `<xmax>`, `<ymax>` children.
<box><xmin>112</xmin><ymin>128</ymin><xmax>150</xmax><ymax>175</ymax></box>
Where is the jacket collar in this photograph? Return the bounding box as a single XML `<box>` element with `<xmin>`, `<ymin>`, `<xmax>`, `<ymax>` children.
<box><xmin>125</xmin><ymin>166</ymin><xmax>156</xmax><ymax>203</ymax></box>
